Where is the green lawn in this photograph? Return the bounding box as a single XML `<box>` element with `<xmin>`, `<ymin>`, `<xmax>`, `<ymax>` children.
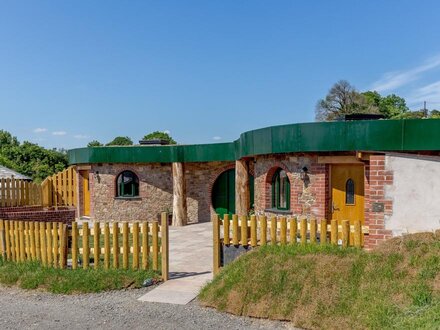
<box><xmin>199</xmin><ymin>232</ymin><xmax>440</xmax><ymax>330</ymax></box>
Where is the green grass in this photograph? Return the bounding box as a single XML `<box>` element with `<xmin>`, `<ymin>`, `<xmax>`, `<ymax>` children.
<box><xmin>199</xmin><ymin>232</ymin><xmax>440</xmax><ymax>330</ymax></box>
<box><xmin>0</xmin><ymin>257</ymin><xmax>160</xmax><ymax>294</ymax></box>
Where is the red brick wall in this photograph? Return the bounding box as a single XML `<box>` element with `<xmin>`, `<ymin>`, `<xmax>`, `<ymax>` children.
<box><xmin>364</xmin><ymin>155</ymin><xmax>393</xmax><ymax>249</ymax></box>
<box><xmin>0</xmin><ymin>206</ymin><xmax>75</xmax><ymax>224</ymax></box>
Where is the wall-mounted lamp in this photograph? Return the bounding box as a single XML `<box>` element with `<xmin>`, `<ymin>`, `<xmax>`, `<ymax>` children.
<box><xmin>95</xmin><ymin>171</ymin><xmax>101</xmax><ymax>183</ymax></box>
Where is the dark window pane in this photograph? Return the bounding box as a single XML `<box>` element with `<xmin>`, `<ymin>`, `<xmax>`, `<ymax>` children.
<box><xmin>116</xmin><ymin>171</ymin><xmax>139</xmax><ymax>197</ymax></box>
<box><xmin>346</xmin><ymin>178</ymin><xmax>355</xmax><ymax>204</ymax></box>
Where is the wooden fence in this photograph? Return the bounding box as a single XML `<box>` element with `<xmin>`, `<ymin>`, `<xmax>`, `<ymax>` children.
<box><xmin>213</xmin><ymin>214</ymin><xmax>369</xmax><ymax>275</ymax></box>
<box><xmin>41</xmin><ymin>166</ymin><xmax>77</xmax><ymax>207</ymax></box>
<box><xmin>0</xmin><ymin>178</ymin><xmax>42</xmax><ymax>207</ymax></box>
<box><xmin>0</xmin><ymin>213</ymin><xmax>169</xmax><ymax>281</ymax></box>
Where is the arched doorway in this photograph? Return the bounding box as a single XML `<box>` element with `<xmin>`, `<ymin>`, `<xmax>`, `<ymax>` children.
<box><xmin>212</xmin><ymin>168</ymin><xmax>254</xmax><ymax>217</ymax></box>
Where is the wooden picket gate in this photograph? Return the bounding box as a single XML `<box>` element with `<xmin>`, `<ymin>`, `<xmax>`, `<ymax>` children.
<box><xmin>213</xmin><ymin>214</ymin><xmax>369</xmax><ymax>275</ymax></box>
<box><xmin>41</xmin><ymin>166</ymin><xmax>77</xmax><ymax>207</ymax></box>
<box><xmin>0</xmin><ymin>213</ymin><xmax>169</xmax><ymax>281</ymax></box>
<box><xmin>0</xmin><ymin>178</ymin><xmax>42</xmax><ymax>207</ymax></box>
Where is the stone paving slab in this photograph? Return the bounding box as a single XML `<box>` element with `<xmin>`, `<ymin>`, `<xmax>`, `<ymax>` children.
<box><xmin>138</xmin><ymin>222</ymin><xmax>213</xmax><ymax>305</ymax></box>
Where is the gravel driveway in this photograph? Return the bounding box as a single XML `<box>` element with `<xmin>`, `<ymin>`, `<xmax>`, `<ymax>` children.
<box><xmin>0</xmin><ymin>285</ymin><xmax>293</xmax><ymax>330</ymax></box>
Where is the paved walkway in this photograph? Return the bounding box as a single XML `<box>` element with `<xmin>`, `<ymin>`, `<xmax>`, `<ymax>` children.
<box><xmin>138</xmin><ymin>222</ymin><xmax>213</xmax><ymax>305</ymax></box>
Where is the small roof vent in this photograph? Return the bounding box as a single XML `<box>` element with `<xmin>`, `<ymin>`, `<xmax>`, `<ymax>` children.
<box><xmin>139</xmin><ymin>139</ymin><xmax>170</xmax><ymax>146</ymax></box>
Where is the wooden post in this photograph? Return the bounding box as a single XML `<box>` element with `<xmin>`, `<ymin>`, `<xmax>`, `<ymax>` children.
<box><xmin>94</xmin><ymin>222</ymin><xmax>100</xmax><ymax>269</ymax></box>
<box><xmin>122</xmin><ymin>222</ymin><xmax>129</xmax><ymax>270</ymax></box>
<box><xmin>152</xmin><ymin>222</ymin><xmax>159</xmax><ymax>271</ymax></box>
<box><xmin>342</xmin><ymin>220</ymin><xmax>350</xmax><ymax>248</ymax></box>
<box><xmin>172</xmin><ymin>162</ymin><xmax>187</xmax><ymax>226</ymax></box>
<box><xmin>300</xmin><ymin>218</ymin><xmax>307</xmax><ymax>244</ymax></box>
<box><xmin>235</xmin><ymin>159</ymin><xmax>250</xmax><ymax>216</ymax></box>
<box><xmin>320</xmin><ymin>219</ymin><xmax>327</xmax><ymax>245</ymax></box>
<box><xmin>250</xmin><ymin>215</ymin><xmax>257</xmax><ymax>247</ymax></box>
<box><xmin>72</xmin><ymin>222</ymin><xmax>78</xmax><ymax>269</ymax></box>
<box><xmin>223</xmin><ymin>214</ymin><xmax>230</xmax><ymax>245</ymax></box>
<box><xmin>310</xmin><ymin>218</ymin><xmax>317</xmax><ymax>244</ymax></box>
<box><xmin>260</xmin><ymin>215</ymin><xmax>267</xmax><ymax>246</ymax></box>
<box><xmin>213</xmin><ymin>214</ymin><xmax>220</xmax><ymax>276</ymax></box>
<box><xmin>161</xmin><ymin>213</ymin><xmax>169</xmax><ymax>281</ymax></box>
<box><xmin>141</xmin><ymin>222</ymin><xmax>149</xmax><ymax>270</ymax></box>
<box><xmin>52</xmin><ymin>222</ymin><xmax>58</xmax><ymax>267</ymax></box>
<box><xmin>240</xmin><ymin>215</ymin><xmax>248</xmax><ymax>246</ymax></box>
<box><xmin>40</xmin><ymin>222</ymin><xmax>47</xmax><ymax>266</ymax></box>
<box><xmin>0</xmin><ymin>220</ymin><xmax>5</xmax><ymax>259</ymax></box>
<box><xmin>232</xmin><ymin>214</ymin><xmax>239</xmax><ymax>245</ymax></box>
<box><xmin>280</xmin><ymin>217</ymin><xmax>287</xmax><ymax>245</ymax></box>
<box><xmin>270</xmin><ymin>216</ymin><xmax>277</xmax><ymax>245</ymax></box>
<box><xmin>29</xmin><ymin>222</ymin><xmax>36</xmax><ymax>260</ymax></box>
<box><xmin>132</xmin><ymin>222</ymin><xmax>139</xmax><ymax>270</ymax></box>
<box><xmin>34</xmin><ymin>222</ymin><xmax>40</xmax><ymax>261</ymax></box>
<box><xmin>331</xmin><ymin>220</ymin><xmax>338</xmax><ymax>245</ymax></box>
<box><xmin>112</xmin><ymin>223</ymin><xmax>119</xmax><ymax>269</ymax></box>
<box><xmin>82</xmin><ymin>222</ymin><xmax>89</xmax><ymax>269</ymax></box>
<box><xmin>290</xmin><ymin>217</ymin><xmax>298</xmax><ymax>244</ymax></box>
<box><xmin>354</xmin><ymin>221</ymin><xmax>362</xmax><ymax>248</ymax></box>
<box><xmin>104</xmin><ymin>223</ymin><xmax>110</xmax><ymax>269</ymax></box>
<box><xmin>24</xmin><ymin>222</ymin><xmax>30</xmax><ymax>260</ymax></box>
<box><xmin>59</xmin><ymin>224</ymin><xmax>67</xmax><ymax>269</ymax></box>
<box><xmin>19</xmin><ymin>221</ymin><xmax>25</xmax><ymax>262</ymax></box>
<box><xmin>46</xmin><ymin>222</ymin><xmax>53</xmax><ymax>266</ymax></box>
<box><xmin>5</xmin><ymin>221</ymin><xmax>11</xmax><ymax>260</ymax></box>
<box><xmin>12</xmin><ymin>221</ymin><xmax>18</xmax><ymax>261</ymax></box>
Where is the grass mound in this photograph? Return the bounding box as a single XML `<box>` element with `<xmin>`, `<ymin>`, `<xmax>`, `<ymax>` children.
<box><xmin>199</xmin><ymin>232</ymin><xmax>440</xmax><ymax>329</ymax></box>
<box><xmin>0</xmin><ymin>258</ymin><xmax>160</xmax><ymax>294</ymax></box>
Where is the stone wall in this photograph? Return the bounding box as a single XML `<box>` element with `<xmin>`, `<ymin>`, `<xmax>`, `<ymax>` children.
<box><xmin>254</xmin><ymin>154</ymin><xmax>328</xmax><ymax>219</ymax></box>
<box><xmin>90</xmin><ymin>163</ymin><xmax>173</xmax><ymax>221</ymax></box>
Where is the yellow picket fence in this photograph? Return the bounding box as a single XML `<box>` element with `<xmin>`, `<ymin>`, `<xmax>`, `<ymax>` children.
<box><xmin>0</xmin><ymin>178</ymin><xmax>42</xmax><ymax>207</ymax></box>
<box><xmin>213</xmin><ymin>214</ymin><xmax>369</xmax><ymax>274</ymax></box>
<box><xmin>41</xmin><ymin>166</ymin><xmax>77</xmax><ymax>207</ymax></box>
<box><xmin>0</xmin><ymin>213</ymin><xmax>169</xmax><ymax>280</ymax></box>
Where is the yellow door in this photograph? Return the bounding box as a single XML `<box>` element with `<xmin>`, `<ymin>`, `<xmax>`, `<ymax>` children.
<box><xmin>80</xmin><ymin>171</ymin><xmax>90</xmax><ymax>216</ymax></box>
<box><xmin>331</xmin><ymin>165</ymin><xmax>364</xmax><ymax>243</ymax></box>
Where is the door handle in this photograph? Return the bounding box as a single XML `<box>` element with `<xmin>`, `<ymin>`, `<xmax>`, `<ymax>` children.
<box><xmin>332</xmin><ymin>202</ymin><xmax>339</xmax><ymax>212</ymax></box>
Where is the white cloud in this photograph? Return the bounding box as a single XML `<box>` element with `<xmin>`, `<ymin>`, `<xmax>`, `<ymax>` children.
<box><xmin>33</xmin><ymin>128</ymin><xmax>47</xmax><ymax>133</ymax></box>
<box><xmin>73</xmin><ymin>134</ymin><xmax>89</xmax><ymax>139</ymax></box>
<box><xmin>52</xmin><ymin>131</ymin><xmax>67</xmax><ymax>136</ymax></box>
<box><xmin>212</xmin><ymin>136</ymin><xmax>222</xmax><ymax>141</ymax></box>
<box><xmin>407</xmin><ymin>81</ymin><xmax>440</xmax><ymax>108</ymax></box>
<box><xmin>371</xmin><ymin>55</ymin><xmax>440</xmax><ymax>92</ymax></box>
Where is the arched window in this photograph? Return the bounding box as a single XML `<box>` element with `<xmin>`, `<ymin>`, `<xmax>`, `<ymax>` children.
<box><xmin>346</xmin><ymin>178</ymin><xmax>355</xmax><ymax>204</ymax></box>
<box><xmin>116</xmin><ymin>171</ymin><xmax>139</xmax><ymax>197</ymax></box>
<box><xmin>272</xmin><ymin>169</ymin><xmax>290</xmax><ymax>210</ymax></box>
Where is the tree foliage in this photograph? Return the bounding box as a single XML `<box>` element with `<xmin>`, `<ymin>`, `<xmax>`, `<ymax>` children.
<box><xmin>106</xmin><ymin>136</ymin><xmax>133</xmax><ymax>146</ymax></box>
<box><xmin>142</xmin><ymin>131</ymin><xmax>177</xmax><ymax>145</ymax></box>
<box><xmin>0</xmin><ymin>130</ymin><xmax>68</xmax><ymax>182</ymax></box>
<box><xmin>87</xmin><ymin>140</ymin><xmax>103</xmax><ymax>147</ymax></box>
<box><xmin>316</xmin><ymin>80</ymin><xmax>411</xmax><ymax>121</ymax></box>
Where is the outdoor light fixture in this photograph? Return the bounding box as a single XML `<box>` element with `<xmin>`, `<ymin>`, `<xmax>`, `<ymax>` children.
<box><xmin>95</xmin><ymin>171</ymin><xmax>101</xmax><ymax>183</ymax></box>
<box><xmin>300</xmin><ymin>166</ymin><xmax>308</xmax><ymax>180</ymax></box>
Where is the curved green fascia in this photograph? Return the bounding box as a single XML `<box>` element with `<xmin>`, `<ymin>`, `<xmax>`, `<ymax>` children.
<box><xmin>68</xmin><ymin>119</ymin><xmax>440</xmax><ymax>164</ymax></box>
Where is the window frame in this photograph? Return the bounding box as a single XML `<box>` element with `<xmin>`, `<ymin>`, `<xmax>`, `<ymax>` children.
<box><xmin>271</xmin><ymin>168</ymin><xmax>290</xmax><ymax>210</ymax></box>
<box><xmin>116</xmin><ymin>170</ymin><xmax>140</xmax><ymax>198</ymax></box>
<box><xmin>345</xmin><ymin>178</ymin><xmax>355</xmax><ymax>205</ymax></box>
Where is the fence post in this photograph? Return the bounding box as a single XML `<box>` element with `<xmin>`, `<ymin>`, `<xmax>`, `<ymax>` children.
<box><xmin>232</xmin><ymin>215</ymin><xmax>239</xmax><ymax>246</ymax></box>
<box><xmin>0</xmin><ymin>220</ymin><xmax>5</xmax><ymax>259</ymax></box>
<box><xmin>94</xmin><ymin>222</ymin><xmax>100</xmax><ymax>270</ymax></box>
<box><xmin>82</xmin><ymin>222</ymin><xmax>89</xmax><ymax>269</ymax></box>
<box><xmin>280</xmin><ymin>217</ymin><xmax>287</xmax><ymax>245</ymax></box>
<box><xmin>354</xmin><ymin>221</ymin><xmax>362</xmax><ymax>248</ymax></box>
<box><xmin>152</xmin><ymin>221</ymin><xmax>159</xmax><ymax>271</ymax></box>
<box><xmin>161</xmin><ymin>213</ymin><xmax>169</xmax><ymax>281</ymax></box>
<box><xmin>342</xmin><ymin>220</ymin><xmax>350</xmax><ymax>248</ymax></box>
<box><xmin>270</xmin><ymin>216</ymin><xmax>277</xmax><ymax>245</ymax></box>
<box><xmin>104</xmin><ymin>223</ymin><xmax>110</xmax><ymax>270</ymax></box>
<box><xmin>331</xmin><ymin>220</ymin><xmax>338</xmax><ymax>245</ymax></box>
<box><xmin>133</xmin><ymin>222</ymin><xmax>139</xmax><ymax>270</ymax></box>
<box><xmin>72</xmin><ymin>222</ymin><xmax>78</xmax><ymax>269</ymax></box>
<box><xmin>29</xmin><ymin>222</ymin><xmax>36</xmax><ymax>260</ymax></box>
<box><xmin>260</xmin><ymin>215</ymin><xmax>267</xmax><ymax>246</ymax></box>
<box><xmin>60</xmin><ymin>224</ymin><xmax>67</xmax><ymax>269</ymax></box>
<box><xmin>250</xmin><ymin>215</ymin><xmax>257</xmax><ymax>247</ymax></box>
<box><xmin>122</xmin><ymin>222</ymin><xmax>129</xmax><ymax>270</ymax></box>
<box><xmin>289</xmin><ymin>217</ymin><xmax>297</xmax><ymax>244</ymax></box>
<box><xmin>240</xmin><ymin>215</ymin><xmax>248</xmax><ymax>246</ymax></box>
<box><xmin>213</xmin><ymin>214</ymin><xmax>220</xmax><ymax>276</ymax></box>
<box><xmin>300</xmin><ymin>218</ymin><xmax>307</xmax><ymax>244</ymax></box>
<box><xmin>112</xmin><ymin>223</ymin><xmax>119</xmax><ymax>269</ymax></box>
<box><xmin>310</xmin><ymin>218</ymin><xmax>317</xmax><ymax>244</ymax></box>
<box><xmin>320</xmin><ymin>219</ymin><xmax>327</xmax><ymax>245</ymax></box>
<box><xmin>19</xmin><ymin>221</ymin><xmax>25</xmax><ymax>262</ymax></box>
<box><xmin>40</xmin><ymin>222</ymin><xmax>47</xmax><ymax>266</ymax></box>
<box><xmin>223</xmin><ymin>214</ymin><xmax>230</xmax><ymax>245</ymax></box>
<box><xmin>5</xmin><ymin>221</ymin><xmax>11</xmax><ymax>260</ymax></box>
<box><xmin>141</xmin><ymin>222</ymin><xmax>148</xmax><ymax>270</ymax></box>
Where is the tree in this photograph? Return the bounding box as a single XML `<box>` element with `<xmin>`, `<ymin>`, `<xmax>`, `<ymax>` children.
<box><xmin>142</xmin><ymin>131</ymin><xmax>177</xmax><ymax>145</ymax></box>
<box><xmin>363</xmin><ymin>91</ymin><xmax>409</xmax><ymax>118</ymax></box>
<box><xmin>106</xmin><ymin>136</ymin><xmax>133</xmax><ymax>146</ymax></box>
<box><xmin>315</xmin><ymin>80</ymin><xmax>378</xmax><ymax>121</ymax></box>
<box><xmin>87</xmin><ymin>140</ymin><xmax>103</xmax><ymax>147</ymax></box>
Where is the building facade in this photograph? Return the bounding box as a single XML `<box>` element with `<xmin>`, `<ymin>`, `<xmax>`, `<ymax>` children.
<box><xmin>68</xmin><ymin>119</ymin><xmax>440</xmax><ymax>249</ymax></box>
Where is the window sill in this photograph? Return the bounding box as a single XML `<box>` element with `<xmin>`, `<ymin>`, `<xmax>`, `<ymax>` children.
<box><xmin>264</xmin><ymin>208</ymin><xmax>293</xmax><ymax>215</ymax></box>
<box><xmin>114</xmin><ymin>197</ymin><xmax>142</xmax><ymax>201</ymax></box>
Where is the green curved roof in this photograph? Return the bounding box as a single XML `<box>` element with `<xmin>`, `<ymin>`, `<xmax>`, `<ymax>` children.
<box><xmin>68</xmin><ymin>119</ymin><xmax>440</xmax><ymax>164</ymax></box>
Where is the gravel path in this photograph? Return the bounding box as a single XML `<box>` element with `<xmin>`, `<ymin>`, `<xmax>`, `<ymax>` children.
<box><xmin>0</xmin><ymin>285</ymin><xmax>294</xmax><ymax>330</ymax></box>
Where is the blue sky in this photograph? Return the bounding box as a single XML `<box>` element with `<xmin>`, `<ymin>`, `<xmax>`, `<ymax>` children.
<box><xmin>1</xmin><ymin>1</ymin><xmax>440</xmax><ymax>149</ymax></box>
